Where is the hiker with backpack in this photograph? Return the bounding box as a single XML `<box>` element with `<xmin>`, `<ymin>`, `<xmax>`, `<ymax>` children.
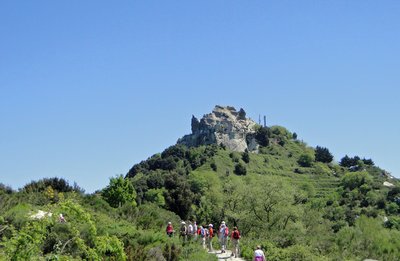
<box><xmin>166</xmin><ymin>222</ymin><xmax>174</xmax><ymax>237</ymax></box>
<box><xmin>207</xmin><ymin>224</ymin><xmax>214</xmax><ymax>252</ymax></box>
<box><xmin>179</xmin><ymin>221</ymin><xmax>187</xmax><ymax>242</ymax></box>
<box><xmin>218</xmin><ymin>221</ymin><xmax>229</xmax><ymax>253</ymax></box>
<box><xmin>230</xmin><ymin>226</ymin><xmax>241</xmax><ymax>258</ymax></box>
<box><xmin>199</xmin><ymin>225</ymin><xmax>207</xmax><ymax>249</ymax></box>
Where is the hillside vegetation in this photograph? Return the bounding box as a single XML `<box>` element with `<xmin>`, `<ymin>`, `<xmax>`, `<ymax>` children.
<box><xmin>1</xmin><ymin>125</ymin><xmax>400</xmax><ymax>260</ymax></box>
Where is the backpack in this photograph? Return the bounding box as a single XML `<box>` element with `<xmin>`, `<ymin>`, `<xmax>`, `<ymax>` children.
<box><xmin>180</xmin><ymin>226</ymin><xmax>187</xmax><ymax>235</ymax></box>
<box><xmin>200</xmin><ymin>228</ymin><xmax>206</xmax><ymax>238</ymax></box>
<box><xmin>232</xmin><ymin>230</ymin><xmax>240</xmax><ymax>239</ymax></box>
<box><xmin>224</xmin><ymin>227</ymin><xmax>229</xmax><ymax>237</ymax></box>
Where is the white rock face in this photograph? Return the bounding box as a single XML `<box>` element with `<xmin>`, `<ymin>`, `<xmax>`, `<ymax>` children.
<box><xmin>178</xmin><ymin>105</ymin><xmax>259</xmax><ymax>152</ymax></box>
<box><xmin>383</xmin><ymin>181</ymin><xmax>395</xmax><ymax>188</ymax></box>
<box><xmin>30</xmin><ymin>210</ymin><xmax>53</xmax><ymax>219</ymax></box>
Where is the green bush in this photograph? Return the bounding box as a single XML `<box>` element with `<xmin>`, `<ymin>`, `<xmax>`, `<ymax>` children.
<box><xmin>102</xmin><ymin>175</ymin><xmax>137</xmax><ymax>208</ymax></box>
<box><xmin>298</xmin><ymin>153</ymin><xmax>314</xmax><ymax>167</ymax></box>
<box><xmin>234</xmin><ymin>163</ymin><xmax>247</xmax><ymax>176</ymax></box>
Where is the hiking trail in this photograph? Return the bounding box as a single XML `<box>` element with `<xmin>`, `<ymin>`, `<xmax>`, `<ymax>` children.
<box><xmin>210</xmin><ymin>249</ymin><xmax>245</xmax><ymax>261</ymax></box>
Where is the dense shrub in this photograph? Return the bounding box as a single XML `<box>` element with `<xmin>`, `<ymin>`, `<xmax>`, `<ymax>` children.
<box><xmin>0</xmin><ymin>183</ymin><xmax>14</xmax><ymax>194</ymax></box>
<box><xmin>298</xmin><ymin>153</ymin><xmax>314</xmax><ymax>167</ymax></box>
<box><xmin>234</xmin><ymin>163</ymin><xmax>247</xmax><ymax>175</ymax></box>
<box><xmin>22</xmin><ymin>178</ymin><xmax>82</xmax><ymax>194</ymax></box>
<box><xmin>242</xmin><ymin>150</ymin><xmax>250</xmax><ymax>163</ymax></box>
<box><xmin>255</xmin><ymin>126</ymin><xmax>270</xmax><ymax>146</ymax></box>
<box><xmin>341</xmin><ymin>172</ymin><xmax>373</xmax><ymax>191</ymax></box>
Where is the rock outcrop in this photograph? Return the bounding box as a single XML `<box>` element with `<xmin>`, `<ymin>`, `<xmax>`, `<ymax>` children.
<box><xmin>177</xmin><ymin>105</ymin><xmax>259</xmax><ymax>152</ymax></box>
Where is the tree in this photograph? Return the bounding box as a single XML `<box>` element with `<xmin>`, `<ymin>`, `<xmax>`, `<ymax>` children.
<box><xmin>102</xmin><ymin>175</ymin><xmax>137</xmax><ymax>208</ymax></box>
<box><xmin>225</xmin><ymin>176</ymin><xmax>301</xmax><ymax>236</ymax></box>
<box><xmin>340</xmin><ymin>155</ymin><xmax>361</xmax><ymax>168</ymax></box>
<box><xmin>255</xmin><ymin>127</ymin><xmax>270</xmax><ymax>147</ymax></box>
<box><xmin>362</xmin><ymin>158</ymin><xmax>374</xmax><ymax>166</ymax></box>
<box><xmin>315</xmin><ymin>146</ymin><xmax>333</xmax><ymax>163</ymax></box>
<box><xmin>292</xmin><ymin>132</ymin><xmax>298</xmax><ymax>140</ymax></box>
<box><xmin>163</xmin><ymin>172</ymin><xmax>194</xmax><ymax>219</ymax></box>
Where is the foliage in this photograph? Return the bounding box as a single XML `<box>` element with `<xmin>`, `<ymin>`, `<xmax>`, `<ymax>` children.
<box><xmin>22</xmin><ymin>177</ymin><xmax>83</xmax><ymax>194</ymax></box>
<box><xmin>102</xmin><ymin>175</ymin><xmax>137</xmax><ymax>208</ymax></box>
<box><xmin>298</xmin><ymin>153</ymin><xmax>314</xmax><ymax>167</ymax></box>
<box><xmin>1</xmin><ymin>122</ymin><xmax>397</xmax><ymax>261</ymax></box>
<box><xmin>163</xmin><ymin>172</ymin><xmax>194</xmax><ymax>219</ymax></box>
<box><xmin>2</xmin><ymin>219</ymin><xmax>48</xmax><ymax>260</ymax></box>
<box><xmin>341</xmin><ymin>171</ymin><xmax>373</xmax><ymax>191</ymax></box>
<box><xmin>315</xmin><ymin>146</ymin><xmax>333</xmax><ymax>163</ymax></box>
<box><xmin>0</xmin><ymin>183</ymin><xmax>14</xmax><ymax>194</ymax></box>
<box><xmin>242</xmin><ymin>150</ymin><xmax>250</xmax><ymax>163</ymax></box>
<box><xmin>340</xmin><ymin>155</ymin><xmax>361</xmax><ymax>168</ymax></box>
<box><xmin>255</xmin><ymin>126</ymin><xmax>270</xmax><ymax>147</ymax></box>
<box><xmin>94</xmin><ymin>235</ymin><xmax>126</xmax><ymax>260</ymax></box>
<box><xmin>234</xmin><ymin>163</ymin><xmax>247</xmax><ymax>175</ymax></box>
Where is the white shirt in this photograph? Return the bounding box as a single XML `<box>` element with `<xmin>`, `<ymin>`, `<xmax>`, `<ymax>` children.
<box><xmin>188</xmin><ymin>224</ymin><xmax>193</xmax><ymax>234</ymax></box>
<box><xmin>254</xmin><ymin>249</ymin><xmax>265</xmax><ymax>257</ymax></box>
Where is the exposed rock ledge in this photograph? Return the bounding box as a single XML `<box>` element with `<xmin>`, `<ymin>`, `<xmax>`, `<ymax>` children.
<box><xmin>177</xmin><ymin>105</ymin><xmax>259</xmax><ymax>152</ymax></box>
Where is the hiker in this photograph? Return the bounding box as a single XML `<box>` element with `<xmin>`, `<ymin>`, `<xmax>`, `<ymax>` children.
<box><xmin>253</xmin><ymin>245</ymin><xmax>266</xmax><ymax>261</ymax></box>
<box><xmin>199</xmin><ymin>225</ymin><xmax>207</xmax><ymax>249</ymax></box>
<box><xmin>59</xmin><ymin>213</ymin><xmax>66</xmax><ymax>223</ymax></box>
<box><xmin>231</xmin><ymin>226</ymin><xmax>241</xmax><ymax>258</ymax></box>
<box><xmin>207</xmin><ymin>224</ymin><xmax>214</xmax><ymax>252</ymax></box>
<box><xmin>187</xmin><ymin>222</ymin><xmax>194</xmax><ymax>241</ymax></box>
<box><xmin>179</xmin><ymin>221</ymin><xmax>187</xmax><ymax>242</ymax></box>
<box><xmin>218</xmin><ymin>221</ymin><xmax>229</xmax><ymax>253</ymax></box>
<box><xmin>166</xmin><ymin>222</ymin><xmax>174</xmax><ymax>237</ymax></box>
<box><xmin>193</xmin><ymin>221</ymin><xmax>198</xmax><ymax>241</ymax></box>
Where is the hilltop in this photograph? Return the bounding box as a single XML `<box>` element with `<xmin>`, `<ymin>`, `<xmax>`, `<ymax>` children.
<box><xmin>1</xmin><ymin>105</ymin><xmax>400</xmax><ymax>260</ymax></box>
<box><xmin>178</xmin><ymin>105</ymin><xmax>258</xmax><ymax>152</ymax></box>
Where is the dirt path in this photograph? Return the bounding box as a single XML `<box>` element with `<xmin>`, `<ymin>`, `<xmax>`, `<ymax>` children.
<box><xmin>211</xmin><ymin>249</ymin><xmax>246</xmax><ymax>261</ymax></box>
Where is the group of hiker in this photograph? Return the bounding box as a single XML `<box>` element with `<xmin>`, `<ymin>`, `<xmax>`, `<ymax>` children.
<box><xmin>165</xmin><ymin>220</ymin><xmax>242</xmax><ymax>258</ymax></box>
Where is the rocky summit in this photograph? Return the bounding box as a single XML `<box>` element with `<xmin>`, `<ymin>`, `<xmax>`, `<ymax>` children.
<box><xmin>177</xmin><ymin>105</ymin><xmax>259</xmax><ymax>152</ymax></box>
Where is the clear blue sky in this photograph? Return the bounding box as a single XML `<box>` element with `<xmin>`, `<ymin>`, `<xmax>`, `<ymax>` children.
<box><xmin>1</xmin><ymin>1</ymin><xmax>399</xmax><ymax>193</ymax></box>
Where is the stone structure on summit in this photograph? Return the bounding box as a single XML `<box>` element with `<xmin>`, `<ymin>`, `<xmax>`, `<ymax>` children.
<box><xmin>177</xmin><ymin>105</ymin><xmax>259</xmax><ymax>152</ymax></box>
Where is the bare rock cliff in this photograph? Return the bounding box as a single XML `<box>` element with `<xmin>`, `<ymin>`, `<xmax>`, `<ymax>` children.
<box><xmin>177</xmin><ymin>105</ymin><xmax>258</xmax><ymax>152</ymax></box>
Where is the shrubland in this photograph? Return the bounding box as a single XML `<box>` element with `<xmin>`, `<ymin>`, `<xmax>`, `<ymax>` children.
<box><xmin>1</xmin><ymin>125</ymin><xmax>399</xmax><ymax>260</ymax></box>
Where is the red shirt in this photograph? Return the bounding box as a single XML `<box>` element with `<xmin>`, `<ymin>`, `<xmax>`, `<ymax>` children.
<box><xmin>166</xmin><ymin>224</ymin><xmax>174</xmax><ymax>233</ymax></box>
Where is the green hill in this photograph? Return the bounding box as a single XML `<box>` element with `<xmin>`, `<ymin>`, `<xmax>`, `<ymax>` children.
<box><xmin>1</xmin><ymin>107</ymin><xmax>400</xmax><ymax>260</ymax></box>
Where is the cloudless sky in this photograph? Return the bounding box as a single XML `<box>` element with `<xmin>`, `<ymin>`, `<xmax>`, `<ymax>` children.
<box><xmin>1</xmin><ymin>1</ymin><xmax>399</xmax><ymax>193</ymax></box>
